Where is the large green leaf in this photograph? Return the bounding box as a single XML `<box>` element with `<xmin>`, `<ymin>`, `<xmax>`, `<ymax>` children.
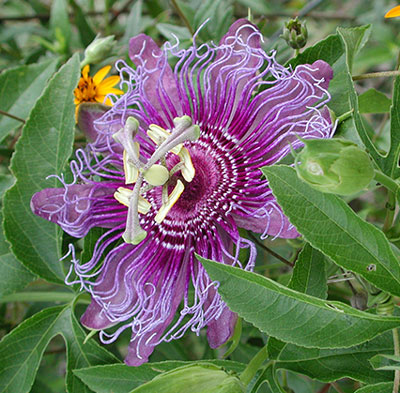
<box><xmin>74</xmin><ymin>360</ymin><xmax>245</xmax><ymax>393</ymax></box>
<box><xmin>386</xmin><ymin>76</ymin><xmax>400</xmax><ymax>178</ymax></box>
<box><xmin>269</xmin><ymin>332</ymin><xmax>393</xmax><ymax>383</ymax></box>
<box><xmin>262</xmin><ymin>165</ymin><xmax>400</xmax><ymax>297</ymax></box>
<box><xmin>354</xmin><ymin>382</ymin><xmax>393</xmax><ymax>393</ymax></box>
<box><xmin>3</xmin><ymin>54</ymin><xmax>80</xmax><ymax>283</ymax></box>
<box><xmin>0</xmin><ymin>59</ymin><xmax>57</xmax><ymax>142</ymax></box>
<box><xmin>335</xmin><ymin>27</ymin><xmax>388</xmax><ymax>173</ymax></box>
<box><xmin>200</xmin><ymin>258</ymin><xmax>400</xmax><ymax>349</ymax></box>
<box><xmin>287</xmin><ymin>34</ymin><xmax>344</xmax><ymax>69</ymax></box>
<box><xmin>0</xmin><ymin>305</ymin><xmax>118</xmax><ymax>393</ymax></box>
<box><xmin>358</xmin><ymin>89</ymin><xmax>392</xmax><ymax>114</ymax></box>
<box><xmin>337</xmin><ymin>25</ymin><xmax>371</xmax><ymax>73</ymax></box>
<box><xmin>370</xmin><ymin>354</ymin><xmax>400</xmax><ymax>371</ymax></box>
<box><xmin>288</xmin><ymin>243</ymin><xmax>327</xmax><ymax>299</ymax></box>
<box><xmin>0</xmin><ymin>211</ymin><xmax>34</xmax><ymax>298</ymax></box>
<box><xmin>0</xmin><ymin>175</ymin><xmax>34</xmax><ymax>297</ymax></box>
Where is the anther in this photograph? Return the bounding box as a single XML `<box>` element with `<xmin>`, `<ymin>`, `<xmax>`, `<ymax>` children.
<box><xmin>155</xmin><ymin>180</ymin><xmax>185</xmax><ymax>223</ymax></box>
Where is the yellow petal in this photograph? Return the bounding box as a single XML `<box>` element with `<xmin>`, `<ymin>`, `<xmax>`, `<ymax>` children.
<box><xmin>82</xmin><ymin>65</ymin><xmax>90</xmax><ymax>78</ymax></box>
<box><xmin>93</xmin><ymin>65</ymin><xmax>111</xmax><ymax>85</ymax></box>
<box><xmin>99</xmin><ymin>75</ymin><xmax>120</xmax><ymax>89</ymax></box>
<box><xmin>385</xmin><ymin>5</ymin><xmax>400</xmax><ymax>18</ymax></box>
<box><xmin>95</xmin><ymin>95</ymin><xmax>106</xmax><ymax>104</ymax></box>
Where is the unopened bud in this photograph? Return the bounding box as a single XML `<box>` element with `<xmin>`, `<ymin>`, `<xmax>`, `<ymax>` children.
<box><xmin>131</xmin><ymin>364</ymin><xmax>245</xmax><ymax>393</ymax></box>
<box><xmin>281</xmin><ymin>17</ymin><xmax>308</xmax><ymax>49</ymax></box>
<box><xmin>295</xmin><ymin>138</ymin><xmax>374</xmax><ymax>195</ymax></box>
<box><xmin>81</xmin><ymin>35</ymin><xmax>116</xmax><ymax>67</ymax></box>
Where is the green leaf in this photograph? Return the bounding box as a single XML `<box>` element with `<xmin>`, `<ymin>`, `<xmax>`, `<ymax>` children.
<box><xmin>250</xmin><ymin>364</ymin><xmax>285</xmax><ymax>393</ymax></box>
<box><xmin>354</xmin><ymin>382</ymin><xmax>393</xmax><ymax>393</ymax></box>
<box><xmin>269</xmin><ymin>331</ymin><xmax>393</xmax><ymax>383</ymax></box>
<box><xmin>386</xmin><ymin>76</ymin><xmax>400</xmax><ymax>178</ymax></box>
<box><xmin>288</xmin><ymin>243</ymin><xmax>327</xmax><ymax>299</ymax></box>
<box><xmin>0</xmin><ymin>305</ymin><xmax>119</xmax><ymax>393</ymax></box>
<box><xmin>287</xmin><ymin>34</ymin><xmax>344</xmax><ymax>68</ymax></box>
<box><xmin>156</xmin><ymin>23</ymin><xmax>192</xmax><ymax>41</ymax></box>
<box><xmin>370</xmin><ymin>353</ymin><xmax>400</xmax><ymax>371</ymax></box>
<box><xmin>50</xmin><ymin>0</ymin><xmax>71</xmax><ymax>51</ymax></box>
<box><xmin>0</xmin><ymin>174</ymin><xmax>34</xmax><ymax>297</ymax></box>
<box><xmin>0</xmin><ymin>59</ymin><xmax>57</xmax><ymax>142</ymax></box>
<box><xmin>337</xmin><ymin>25</ymin><xmax>371</xmax><ymax>73</ymax></box>
<box><xmin>0</xmin><ymin>211</ymin><xmax>34</xmax><ymax>298</ymax></box>
<box><xmin>122</xmin><ymin>0</ymin><xmax>143</xmax><ymax>46</ymax></box>
<box><xmin>262</xmin><ymin>165</ymin><xmax>400</xmax><ymax>297</ymax></box>
<box><xmin>70</xmin><ymin>0</ymin><xmax>96</xmax><ymax>47</ymax></box>
<box><xmin>335</xmin><ymin>27</ymin><xmax>386</xmax><ymax>172</ymax></box>
<box><xmin>359</xmin><ymin>89</ymin><xmax>392</xmax><ymax>114</ymax></box>
<box><xmin>74</xmin><ymin>360</ymin><xmax>245</xmax><ymax>393</ymax></box>
<box><xmin>199</xmin><ymin>257</ymin><xmax>400</xmax><ymax>349</ymax></box>
<box><xmin>3</xmin><ymin>54</ymin><xmax>80</xmax><ymax>283</ymax></box>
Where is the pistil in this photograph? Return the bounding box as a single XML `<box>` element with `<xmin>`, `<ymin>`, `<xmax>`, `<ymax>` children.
<box><xmin>113</xmin><ymin>115</ymin><xmax>199</xmax><ymax>245</ymax></box>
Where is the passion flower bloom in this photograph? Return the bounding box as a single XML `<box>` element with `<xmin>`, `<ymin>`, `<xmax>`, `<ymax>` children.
<box><xmin>74</xmin><ymin>64</ymin><xmax>123</xmax><ymax>117</ymax></box>
<box><xmin>31</xmin><ymin>19</ymin><xmax>333</xmax><ymax>366</ymax></box>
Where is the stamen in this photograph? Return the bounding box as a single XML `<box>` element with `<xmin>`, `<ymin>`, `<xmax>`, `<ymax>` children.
<box><xmin>113</xmin><ymin>117</ymin><xmax>142</xmax><ymax>169</ymax></box>
<box><xmin>123</xmin><ymin>148</ymin><xmax>139</xmax><ymax>184</ymax></box>
<box><xmin>122</xmin><ymin>175</ymin><xmax>148</xmax><ymax>245</ymax></box>
<box><xmin>178</xmin><ymin>147</ymin><xmax>195</xmax><ymax>182</ymax></box>
<box><xmin>143</xmin><ymin>164</ymin><xmax>170</xmax><ymax>186</ymax></box>
<box><xmin>114</xmin><ymin>187</ymin><xmax>151</xmax><ymax>214</ymax></box>
<box><xmin>147</xmin><ymin>124</ymin><xmax>182</xmax><ymax>154</ymax></box>
<box><xmin>145</xmin><ymin>119</ymin><xmax>200</xmax><ymax>170</ymax></box>
<box><xmin>155</xmin><ymin>180</ymin><xmax>185</xmax><ymax>224</ymax></box>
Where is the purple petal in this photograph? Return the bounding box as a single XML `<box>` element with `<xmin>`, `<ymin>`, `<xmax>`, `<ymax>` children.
<box><xmin>77</xmin><ymin>103</ymin><xmax>110</xmax><ymax>141</ymax></box>
<box><xmin>232</xmin><ymin>200</ymin><xmax>299</xmax><ymax>239</ymax></box>
<box><xmin>129</xmin><ymin>34</ymin><xmax>181</xmax><ymax>125</ymax></box>
<box><xmin>31</xmin><ymin>184</ymin><xmax>116</xmax><ymax>238</ymax></box>
<box><xmin>206</xmin><ymin>286</ymin><xmax>237</xmax><ymax>348</ymax></box>
<box><xmin>124</xmin><ymin>263</ymin><xmax>187</xmax><ymax>366</ymax></box>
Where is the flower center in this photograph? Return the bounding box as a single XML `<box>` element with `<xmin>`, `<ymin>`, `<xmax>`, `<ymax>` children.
<box><xmin>74</xmin><ymin>75</ymin><xmax>97</xmax><ymax>103</ymax></box>
<box><xmin>113</xmin><ymin>116</ymin><xmax>200</xmax><ymax>245</ymax></box>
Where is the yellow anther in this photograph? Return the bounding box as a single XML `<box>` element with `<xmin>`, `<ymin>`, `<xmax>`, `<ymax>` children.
<box><xmin>114</xmin><ymin>187</ymin><xmax>151</xmax><ymax>214</ymax></box>
<box><xmin>155</xmin><ymin>180</ymin><xmax>185</xmax><ymax>224</ymax></box>
<box><xmin>147</xmin><ymin>124</ymin><xmax>182</xmax><ymax>154</ymax></box>
<box><xmin>123</xmin><ymin>147</ymin><xmax>139</xmax><ymax>184</ymax></box>
<box><xmin>144</xmin><ymin>164</ymin><xmax>170</xmax><ymax>186</ymax></box>
<box><xmin>178</xmin><ymin>147</ymin><xmax>195</xmax><ymax>182</ymax></box>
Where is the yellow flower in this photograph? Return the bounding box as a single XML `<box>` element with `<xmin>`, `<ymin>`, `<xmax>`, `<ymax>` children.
<box><xmin>74</xmin><ymin>65</ymin><xmax>123</xmax><ymax>118</ymax></box>
<box><xmin>385</xmin><ymin>5</ymin><xmax>400</xmax><ymax>18</ymax></box>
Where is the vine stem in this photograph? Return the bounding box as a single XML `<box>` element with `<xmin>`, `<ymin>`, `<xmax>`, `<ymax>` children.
<box><xmin>353</xmin><ymin>70</ymin><xmax>400</xmax><ymax>80</ymax></box>
<box><xmin>0</xmin><ymin>291</ymin><xmax>90</xmax><ymax>304</ymax></box>
<box><xmin>0</xmin><ymin>109</ymin><xmax>25</xmax><ymax>124</ymax></box>
<box><xmin>394</xmin><ymin>328</ymin><xmax>400</xmax><ymax>393</ymax></box>
<box><xmin>239</xmin><ymin>345</ymin><xmax>269</xmax><ymax>386</ymax></box>
<box><xmin>171</xmin><ymin>0</ymin><xmax>194</xmax><ymax>35</ymax></box>
<box><xmin>374</xmin><ymin>170</ymin><xmax>399</xmax><ymax>195</ymax></box>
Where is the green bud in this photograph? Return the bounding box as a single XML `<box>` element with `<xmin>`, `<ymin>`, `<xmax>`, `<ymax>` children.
<box><xmin>281</xmin><ymin>17</ymin><xmax>308</xmax><ymax>49</ymax></box>
<box><xmin>131</xmin><ymin>363</ymin><xmax>245</xmax><ymax>393</ymax></box>
<box><xmin>295</xmin><ymin>138</ymin><xmax>374</xmax><ymax>195</ymax></box>
<box><xmin>81</xmin><ymin>35</ymin><xmax>116</xmax><ymax>67</ymax></box>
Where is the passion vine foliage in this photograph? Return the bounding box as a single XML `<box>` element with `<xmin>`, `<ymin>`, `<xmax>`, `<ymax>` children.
<box><xmin>1</xmin><ymin>1</ymin><xmax>400</xmax><ymax>392</ymax></box>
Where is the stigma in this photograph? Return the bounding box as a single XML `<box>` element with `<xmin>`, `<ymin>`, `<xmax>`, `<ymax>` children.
<box><xmin>112</xmin><ymin>116</ymin><xmax>199</xmax><ymax>245</ymax></box>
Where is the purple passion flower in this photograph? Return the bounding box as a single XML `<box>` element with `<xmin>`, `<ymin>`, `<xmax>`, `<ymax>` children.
<box><xmin>31</xmin><ymin>19</ymin><xmax>333</xmax><ymax>366</ymax></box>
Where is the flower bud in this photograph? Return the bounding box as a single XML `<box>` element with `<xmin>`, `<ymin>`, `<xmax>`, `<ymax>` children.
<box><xmin>131</xmin><ymin>363</ymin><xmax>245</xmax><ymax>393</ymax></box>
<box><xmin>281</xmin><ymin>17</ymin><xmax>308</xmax><ymax>49</ymax></box>
<box><xmin>295</xmin><ymin>138</ymin><xmax>374</xmax><ymax>195</ymax></box>
<box><xmin>81</xmin><ymin>35</ymin><xmax>116</xmax><ymax>67</ymax></box>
